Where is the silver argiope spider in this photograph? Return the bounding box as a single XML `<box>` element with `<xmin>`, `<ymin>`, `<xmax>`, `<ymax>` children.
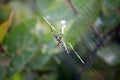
<box><xmin>43</xmin><ymin>16</ymin><xmax>85</xmax><ymax>64</ymax></box>
<box><xmin>43</xmin><ymin>16</ymin><xmax>69</xmax><ymax>54</ymax></box>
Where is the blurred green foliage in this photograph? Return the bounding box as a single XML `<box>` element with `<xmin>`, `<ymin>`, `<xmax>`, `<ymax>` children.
<box><xmin>0</xmin><ymin>0</ymin><xmax>120</xmax><ymax>80</ymax></box>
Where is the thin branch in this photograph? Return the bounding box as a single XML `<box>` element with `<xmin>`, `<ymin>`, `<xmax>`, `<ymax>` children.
<box><xmin>77</xmin><ymin>26</ymin><xmax>120</xmax><ymax>80</ymax></box>
<box><xmin>65</xmin><ymin>0</ymin><xmax>79</xmax><ymax>15</ymax></box>
<box><xmin>8</xmin><ymin>10</ymin><xmax>14</xmax><ymax>27</ymax></box>
<box><xmin>65</xmin><ymin>0</ymin><xmax>93</xmax><ymax>29</ymax></box>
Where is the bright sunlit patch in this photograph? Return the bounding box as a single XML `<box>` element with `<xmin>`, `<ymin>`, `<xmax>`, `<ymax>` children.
<box><xmin>94</xmin><ymin>18</ymin><xmax>103</xmax><ymax>27</ymax></box>
<box><xmin>60</xmin><ymin>20</ymin><xmax>66</xmax><ymax>34</ymax></box>
<box><xmin>31</xmin><ymin>21</ymin><xmax>40</xmax><ymax>35</ymax></box>
<box><xmin>106</xmin><ymin>53</ymin><xmax>116</xmax><ymax>64</ymax></box>
<box><xmin>46</xmin><ymin>15</ymin><xmax>50</xmax><ymax>19</ymax></box>
<box><xmin>60</xmin><ymin>20</ymin><xmax>66</xmax><ymax>25</ymax></box>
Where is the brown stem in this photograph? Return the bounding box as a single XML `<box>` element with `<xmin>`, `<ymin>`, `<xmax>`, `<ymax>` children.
<box><xmin>65</xmin><ymin>0</ymin><xmax>93</xmax><ymax>29</ymax></box>
<box><xmin>65</xmin><ymin>0</ymin><xmax>79</xmax><ymax>15</ymax></box>
<box><xmin>0</xmin><ymin>44</ymin><xmax>6</xmax><ymax>53</ymax></box>
<box><xmin>8</xmin><ymin>10</ymin><xmax>14</xmax><ymax>27</ymax></box>
<box><xmin>77</xmin><ymin>26</ymin><xmax>120</xmax><ymax>80</ymax></box>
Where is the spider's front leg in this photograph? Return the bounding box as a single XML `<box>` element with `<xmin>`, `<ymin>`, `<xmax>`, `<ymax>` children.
<box><xmin>57</xmin><ymin>42</ymin><xmax>61</xmax><ymax>47</ymax></box>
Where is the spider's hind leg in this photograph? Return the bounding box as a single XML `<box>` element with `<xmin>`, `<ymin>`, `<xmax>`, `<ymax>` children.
<box><xmin>57</xmin><ymin>42</ymin><xmax>61</xmax><ymax>47</ymax></box>
<box><xmin>68</xmin><ymin>42</ymin><xmax>85</xmax><ymax>64</ymax></box>
<box><xmin>62</xmin><ymin>41</ymin><xmax>69</xmax><ymax>54</ymax></box>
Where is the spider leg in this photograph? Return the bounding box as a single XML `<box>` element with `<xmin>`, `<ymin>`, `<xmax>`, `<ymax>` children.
<box><xmin>59</xmin><ymin>28</ymin><xmax>64</xmax><ymax>38</ymax></box>
<box><xmin>43</xmin><ymin>16</ymin><xmax>56</xmax><ymax>34</ymax></box>
<box><xmin>50</xmin><ymin>25</ymin><xmax>56</xmax><ymax>35</ymax></box>
<box><xmin>43</xmin><ymin>16</ymin><xmax>69</xmax><ymax>54</ymax></box>
<box><xmin>62</xmin><ymin>41</ymin><xmax>69</xmax><ymax>54</ymax></box>
<box><xmin>61</xmin><ymin>25</ymin><xmax>65</xmax><ymax>34</ymax></box>
<box><xmin>57</xmin><ymin>42</ymin><xmax>60</xmax><ymax>47</ymax></box>
<box><xmin>68</xmin><ymin>42</ymin><xmax>85</xmax><ymax>64</ymax></box>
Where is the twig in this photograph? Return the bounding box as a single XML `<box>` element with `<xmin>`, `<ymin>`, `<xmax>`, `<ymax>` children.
<box><xmin>8</xmin><ymin>10</ymin><xmax>14</xmax><ymax>27</ymax></box>
<box><xmin>65</xmin><ymin>0</ymin><xmax>93</xmax><ymax>29</ymax></box>
<box><xmin>77</xmin><ymin>26</ymin><xmax>120</xmax><ymax>80</ymax></box>
<box><xmin>65</xmin><ymin>0</ymin><xmax>79</xmax><ymax>15</ymax></box>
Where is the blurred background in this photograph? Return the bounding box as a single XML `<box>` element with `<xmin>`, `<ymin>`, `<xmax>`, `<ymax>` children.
<box><xmin>0</xmin><ymin>0</ymin><xmax>120</xmax><ymax>80</ymax></box>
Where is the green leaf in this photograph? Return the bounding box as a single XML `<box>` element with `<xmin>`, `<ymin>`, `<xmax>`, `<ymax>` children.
<box><xmin>11</xmin><ymin>71</ymin><xmax>23</xmax><ymax>80</ymax></box>
<box><xmin>97</xmin><ymin>42</ymin><xmax>120</xmax><ymax>66</ymax></box>
<box><xmin>4</xmin><ymin>19</ymin><xmax>39</xmax><ymax>70</ymax></box>
<box><xmin>72</xmin><ymin>0</ymin><xmax>101</xmax><ymax>24</ymax></box>
<box><xmin>36</xmin><ymin>0</ymin><xmax>54</xmax><ymax>14</ymax></box>
<box><xmin>40</xmin><ymin>0</ymin><xmax>101</xmax><ymax>48</ymax></box>
<box><xmin>104</xmin><ymin>0</ymin><xmax>120</xmax><ymax>9</ymax></box>
<box><xmin>82</xmin><ymin>31</ymin><xmax>97</xmax><ymax>51</ymax></box>
<box><xmin>64</xmin><ymin>18</ymin><xmax>88</xmax><ymax>45</ymax></box>
<box><xmin>9</xmin><ymin>1</ymin><xmax>35</xmax><ymax>23</ymax></box>
<box><xmin>64</xmin><ymin>0</ymin><xmax>101</xmax><ymax>46</ymax></box>
<box><xmin>0</xmin><ymin>64</ymin><xmax>6</xmax><ymax>79</ymax></box>
<box><xmin>27</xmin><ymin>51</ymin><xmax>51</xmax><ymax>70</ymax></box>
<box><xmin>45</xmin><ymin>0</ymin><xmax>75</xmax><ymax>21</ymax></box>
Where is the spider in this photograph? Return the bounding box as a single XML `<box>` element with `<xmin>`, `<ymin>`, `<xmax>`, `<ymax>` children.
<box><xmin>43</xmin><ymin>16</ymin><xmax>69</xmax><ymax>54</ymax></box>
<box><xmin>54</xmin><ymin>33</ymin><xmax>69</xmax><ymax>54</ymax></box>
<box><xmin>43</xmin><ymin>16</ymin><xmax>85</xmax><ymax>64</ymax></box>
